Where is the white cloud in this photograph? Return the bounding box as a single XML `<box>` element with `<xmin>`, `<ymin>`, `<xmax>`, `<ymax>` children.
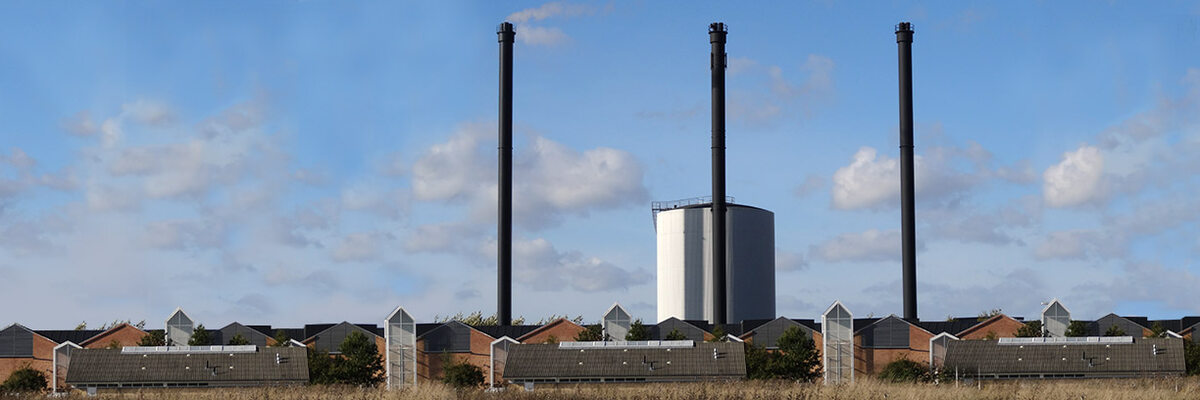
<box><xmin>809</xmin><ymin>229</ymin><xmax>922</xmax><ymax>263</ymax></box>
<box><xmin>776</xmin><ymin>248</ymin><xmax>808</xmax><ymax>271</ymax></box>
<box><xmin>831</xmin><ymin>147</ymin><xmax>900</xmax><ymax>210</ymax></box>
<box><xmin>506</xmin><ymin>2</ymin><xmax>594</xmax><ymax>23</ymax></box>
<box><xmin>1042</xmin><ymin>145</ymin><xmax>1105</xmax><ymax>207</ymax></box>
<box><xmin>411</xmin><ymin>123</ymin><xmax>647</xmax><ymax>229</ymax></box>
<box><xmin>121</xmin><ymin>100</ymin><xmax>175</xmax><ymax>126</ymax></box>
<box><xmin>332</xmin><ymin>232</ymin><xmax>393</xmax><ymax>263</ymax></box>
<box><xmin>505</xmin><ymin>2</ymin><xmax>597</xmax><ymax>47</ymax></box>
<box><xmin>511</xmin><ymin>238</ymin><xmax>649</xmax><ymax>292</ymax></box>
<box><xmin>831</xmin><ymin>141</ymin><xmax>1028</xmax><ymax>210</ymax></box>
<box><xmin>519</xmin><ymin>26</ymin><xmax>570</xmax><ymax>46</ymax></box>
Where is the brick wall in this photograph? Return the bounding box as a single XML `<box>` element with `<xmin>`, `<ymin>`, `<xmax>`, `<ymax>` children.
<box><xmin>0</xmin><ymin>333</ymin><xmax>55</xmax><ymax>387</ymax></box>
<box><xmin>853</xmin><ymin>324</ymin><xmax>933</xmax><ymax>375</ymax></box>
<box><xmin>520</xmin><ymin>320</ymin><xmax>584</xmax><ymax>344</ymax></box>
<box><xmin>82</xmin><ymin>325</ymin><xmax>147</xmax><ymax>349</ymax></box>
<box><xmin>958</xmin><ymin>316</ymin><xmax>1025</xmax><ymax>340</ymax></box>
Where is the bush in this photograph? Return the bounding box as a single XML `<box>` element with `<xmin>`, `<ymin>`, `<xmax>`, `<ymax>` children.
<box><xmin>1</xmin><ymin>366</ymin><xmax>47</xmax><ymax>393</ymax></box>
<box><xmin>877</xmin><ymin>358</ymin><xmax>930</xmax><ymax>383</ymax></box>
<box><xmin>1104</xmin><ymin>324</ymin><xmax>1126</xmax><ymax>337</ymax></box>
<box><xmin>441</xmin><ymin>359</ymin><xmax>484</xmax><ymax>389</ymax></box>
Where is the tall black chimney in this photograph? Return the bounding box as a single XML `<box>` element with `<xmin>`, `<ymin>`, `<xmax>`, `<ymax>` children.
<box><xmin>709</xmin><ymin>22</ymin><xmax>728</xmax><ymax>325</ymax></box>
<box><xmin>895</xmin><ymin>22</ymin><xmax>917</xmax><ymax>322</ymax></box>
<box><xmin>497</xmin><ymin>22</ymin><xmax>515</xmax><ymax>326</ymax></box>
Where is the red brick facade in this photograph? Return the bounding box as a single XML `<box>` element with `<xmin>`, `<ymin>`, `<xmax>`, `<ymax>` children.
<box><xmin>854</xmin><ymin>323</ymin><xmax>933</xmax><ymax>375</ymax></box>
<box><xmin>81</xmin><ymin>324</ymin><xmax>148</xmax><ymax>349</ymax></box>
<box><xmin>0</xmin><ymin>331</ymin><xmax>56</xmax><ymax>386</ymax></box>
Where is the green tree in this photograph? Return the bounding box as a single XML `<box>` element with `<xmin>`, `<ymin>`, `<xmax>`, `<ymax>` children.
<box><xmin>625</xmin><ymin>319</ymin><xmax>651</xmax><ymax>341</ymax></box>
<box><xmin>1065</xmin><ymin>321</ymin><xmax>1088</xmax><ymax>337</ymax></box>
<box><xmin>665</xmin><ymin>328</ymin><xmax>687</xmax><ymax>340</ymax></box>
<box><xmin>1</xmin><ymin>365</ymin><xmax>47</xmax><ymax>392</ymax></box>
<box><xmin>227</xmin><ymin>333</ymin><xmax>251</xmax><ymax>345</ymax></box>
<box><xmin>334</xmin><ymin>331</ymin><xmax>385</xmax><ymax>386</ymax></box>
<box><xmin>307</xmin><ymin>348</ymin><xmax>336</xmax><ymax>384</ymax></box>
<box><xmin>744</xmin><ymin>327</ymin><xmax>821</xmax><ymax>382</ymax></box>
<box><xmin>744</xmin><ymin>342</ymin><xmax>772</xmax><ymax>380</ymax></box>
<box><xmin>774</xmin><ymin>326</ymin><xmax>822</xmax><ymax>382</ymax></box>
<box><xmin>575</xmin><ymin>324</ymin><xmax>602</xmax><ymax>341</ymax></box>
<box><xmin>1147</xmin><ymin>322</ymin><xmax>1166</xmax><ymax>338</ymax></box>
<box><xmin>138</xmin><ymin>330</ymin><xmax>166</xmax><ymax>346</ymax></box>
<box><xmin>1185</xmin><ymin>340</ymin><xmax>1200</xmax><ymax>376</ymax></box>
<box><xmin>1104</xmin><ymin>324</ymin><xmax>1126</xmax><ymax>337</ymax></box>
<box><xmin>188</xmin><ymin>324</ymin><xmax>212</xmax><ymax>345</ymax></box>
<box><xmin>441</xmin><ymin>357</ymin><xmax>484</xmax><ymax>389</ymax></box>
<box><xmin>877</xmin><ymin>357</ymin><xmax>930</xmax><ymax>383</ymax></box>
<box><xmin>708</xmin><ymin>325</ymin><xmax>727</xmax><ymax>342</ymax></box>
<box><xmin>1015</xmin><ymin>321</ymin><xmax>1043</xmax><ymax>338</ymax></box>
<box><xmin>74</xmin><ymin>321</ymin><xmax>87</xmax><ymax>330</ymax></box>
<box><xmin>270</xmin><ymin>330</ymin><xmax>291</xmax><ymax>347</ymax></box>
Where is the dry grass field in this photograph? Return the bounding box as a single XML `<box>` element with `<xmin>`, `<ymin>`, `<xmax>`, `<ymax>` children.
<box><xmin>10</xmin><ymin>379</ymin><xmax>1200</xmax><ymax>400</ymax></box>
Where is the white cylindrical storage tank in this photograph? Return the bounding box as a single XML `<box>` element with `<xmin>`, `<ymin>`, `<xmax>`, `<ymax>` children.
<box><xmin>656</xmin><ymin>203</ymin><xmax>775</xmax><ymax>324</ymax></box>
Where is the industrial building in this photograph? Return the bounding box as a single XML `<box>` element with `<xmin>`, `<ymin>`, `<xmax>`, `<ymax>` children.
<box><xmin>942</xmin><ymin>337</ymin><xmax>1185</xmax><ymax>379</ymax></box>
<box><xmin>65</xmin><ymin>346</ymin><xmax>309</xmax><ymax>393</ymax></box>
<box><xmin>502</xmin><ymin>341</ymin><xmax>745</xmax><ymax>388</ymax></box>
<box><xmin>654</xmin><ymin>201</ymin><xmax>776</xmax><ymax>325</ymax></box>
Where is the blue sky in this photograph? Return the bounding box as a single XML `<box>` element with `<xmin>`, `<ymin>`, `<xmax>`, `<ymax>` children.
<box><xmin>2</xmin><ymin>1</ymin><xmax>1200</xmax><ymax>329</ymax></box>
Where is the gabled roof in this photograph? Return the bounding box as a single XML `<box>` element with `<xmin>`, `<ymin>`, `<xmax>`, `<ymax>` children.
<box><xmin>415</xmin><ymin>320</ymin><xmax>486</xmax><ymax>341</ymax></box>
<box><xmin>955</xmin><ymin>314</ymin><xmax>1023</xmax><ymax>338</ymax></box>
<box><xmin>502</xmin><ymin>342</ymin><xmax>746</xmax><ymax>382</ymax></box>
<box><xmin>916</xmin><ymin>319</ymin><xmax>982</xmax><ymax>336</ymax></box>
<box><xmin>80</xmin><ymin>323</ymin><xmax>146</xmax><ymax>347</ymax></box>
<box><xmin>472</xmin><ymin>325</ymin><xmax>539</xmax><ymax>340</ymax></box>
<box><xmin>302</xmin><ymin>322</ymin><xmax>378</xmax><ymax>343</ymax></box>
<box><xmin>65</xmin><ymin>347</ymin><xmax>309</xmax><ymax>386</ymax></box>
<box><xmin>1040</xmin><ymin>298</ymin><xmax>1070</xmax><ymax>316</ymax></box>
<box><xmin>516</xmin><ymin>318</ymin><xmax>583</xmax><ymax>342</ymax></box>
<box><xmin>35</xmin><ymin>329</ymin><xmax>105</xmax><ymax>344</ymax></box>
<box><xmin>854</xmin><ymin>315</ymin><xmax>931</xmax><ymax>335</ymax></box>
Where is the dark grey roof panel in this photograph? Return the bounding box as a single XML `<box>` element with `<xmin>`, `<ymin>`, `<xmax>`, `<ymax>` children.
<box><xmin>422</xmin><ymin>322</ymin><xmax>472</xmax><ymax>353</ymax></box>
<box><xmin>944</xmin><ymin>338</ymin><xmax>1184</xmax><ymax>378</ymax></box>
<box><xmin>36</xmin><ymin>330</ymin><xmax>105</xmax><ymax>345</ymax></box>
<box><xmin>747</xmin><ymin>318</ymin><xmax>812</xmax><ymax>349</ymax></box>
<box><xmin>308</xmin><ymin>322</ymin><xmax>374</xmax><ymax>353</ymax></box>
<box><xmin>66</xmin><ymin>347</ymin><xmax>308</xmax><ymax>386</ymax></box>
<box><xmin>860</xmin><ymin>317</ymin><xmax>911</xmax><ymax>349</ymax></box>
<box><xmin>220</xmin><ymin>323</ymin><xmax>271</xmax><ymax>346</ymax></box>
<box><xmin>0</xmin><ymin>324</ymin><xmax>34</xmax><ymax>358</ymax></box>
<box><xmin>473</xmin><ymin>325</ymin><xmax>538</xmax><ymax>340</ymax></box>
<box><xmin>653</xmin><ymin>319</ymin><xmax>707</xmax><ymax>341</ymax></box>
<box><xmin>503</xmin><ymin>342</ymin><xmax>745</xmax><ymax>382</ymax></box>
<box><xmin>1092</xmin><ymin>314</ymin><xmax>1146</xmax><ymax>337</ymax></box>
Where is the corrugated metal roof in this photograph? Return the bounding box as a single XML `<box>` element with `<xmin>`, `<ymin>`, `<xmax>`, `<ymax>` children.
<box><xmin>473</xmin><ymin>325</ymin><xmax>539</xmax><ymax>340</ymax></box>
<box><xmin>503</xmin><ymin>342</ymin><xmax>745</xmax><ymax>382</ymax></box>
<box><xmin>944</xmin><ymin>337</ymin><xmax>1185</xmax><ymax>378</ymax></box>
<box><xmin>36</xmin><ymin>330</ymin><xmax>105</xmax><ymax>344</ymax></box>
<box><xmin>66</xmin><ymin>347</ymin><xmax>309</xmax><ymax>386</ymax></box>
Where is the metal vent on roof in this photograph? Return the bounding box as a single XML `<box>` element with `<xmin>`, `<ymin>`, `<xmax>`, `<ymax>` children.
<box><xmin>997</xmin><ymin>336</ymin><xmax>1133</xmax><ymax>346</ymax></box>
<box><xmin>558</xmin><ymin>340</ymin><xmax>694</xmax><ymax>349</ymax></box>
<box><xmin>121</xmin><ymin>345</ymin><xmax>258</xmax><ymax>354</ymax></box>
